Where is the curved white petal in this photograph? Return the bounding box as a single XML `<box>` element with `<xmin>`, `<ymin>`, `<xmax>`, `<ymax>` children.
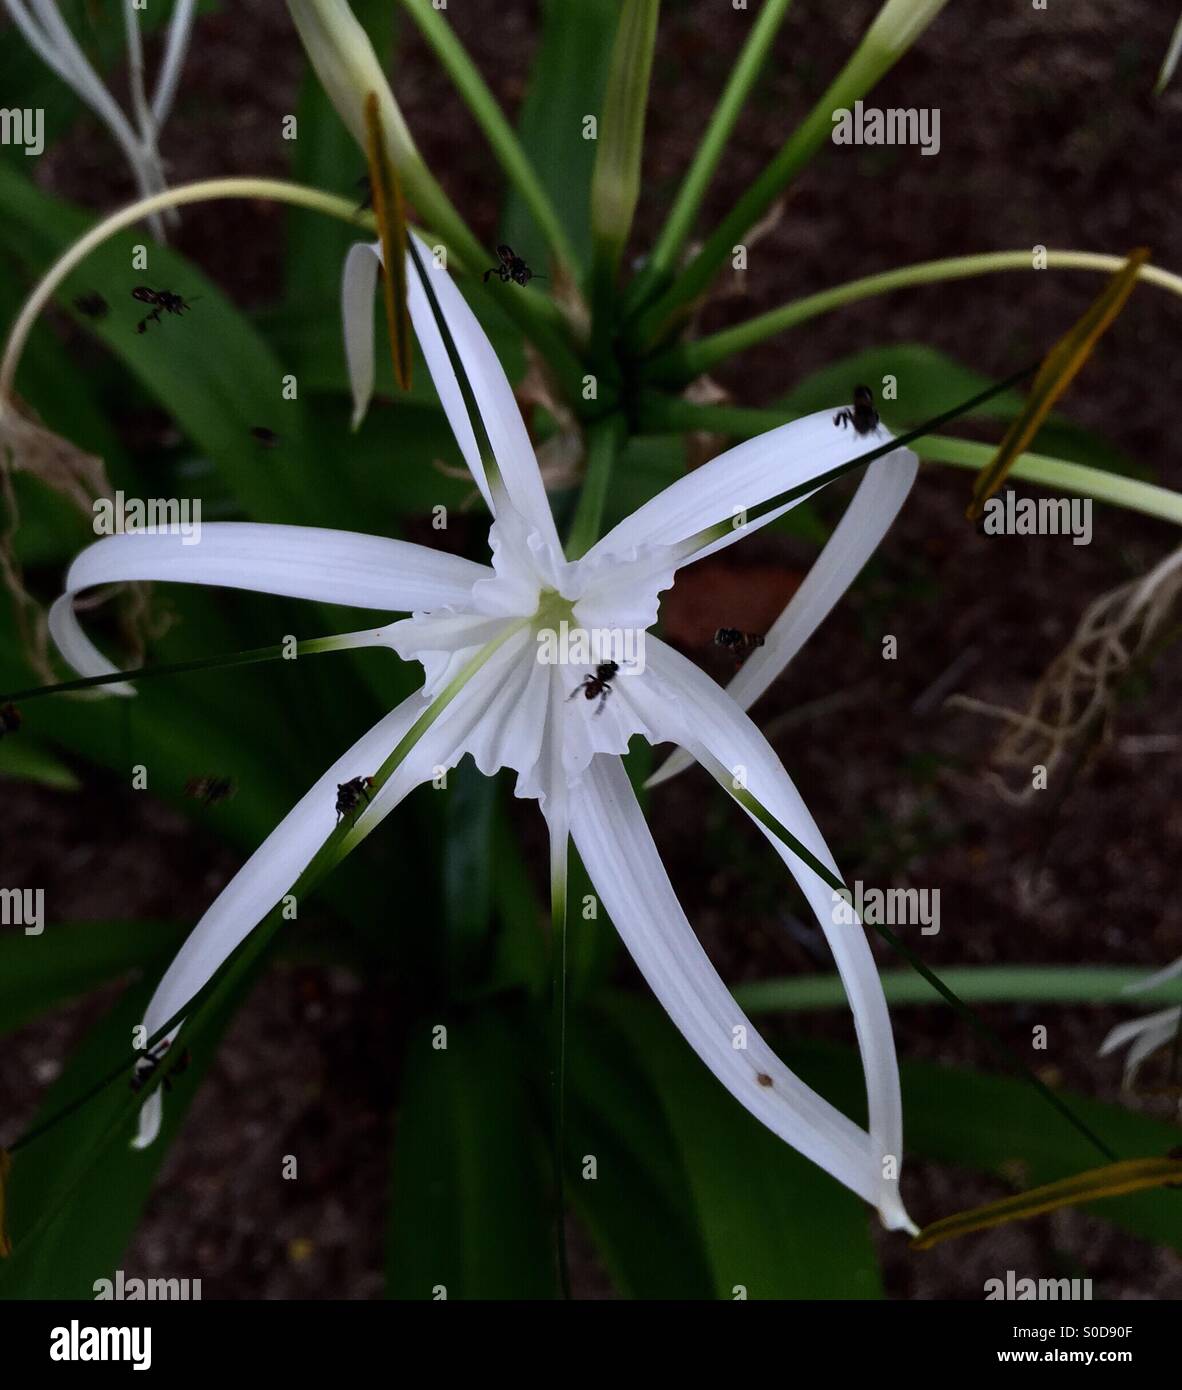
<box><xmin>345</xmin><ymin>235</ymin><xmax>561</xmax><ymax>553</ymax></box>
<box><xmin>588</xmin><ymin>409</ymin><xmax>915</xmax><ymax>566</ymax></box>
<box><xmin>1124</xmin><ymin>955</ymin><xmax>1182</xmax><ymax>995</ymax></box>
<box><xmin>1099</xmin><ymin>1005</ymin><xmax>1182</xmax><ymax>1058</ymax></box>
<box><xmin>649</xmin><ymin>450</ymin><xmax>918</xmax><ymax>787</ymax></box>
<box><xmin>49</xmin><ymin>523</ymin><xmax>492</xmax><ymax>685</ymax></box>
<box><xmin>1099</xmin><ymin>1006</ymin><xmax>1181</xmax><ymax>1087</ymax></box>
<box><xmin>132</xmin><ymin>638</ymin><xmax>519</xmax><ymax>1148</ymax></box>
<box><xmin>405</xmin><ymin>232</ymin><xmax>560</xmax><ymax>554</ymax></box>
<box><xmin>342</xmin><ymin>241</ymin><xmax>382</xmax><ymax>430</ymax></box>
<box><xmin>615</xmin><ymin>636</ymin><xmax>910</xmax><ymax>1229</ymax></box>
<box><xmin>571</xmin><ymin>754</ymin><xmax>898</xmax><ymax>1219</ymax></box>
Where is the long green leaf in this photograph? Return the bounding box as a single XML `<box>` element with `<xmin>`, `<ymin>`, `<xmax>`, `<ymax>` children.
<box><xmin>607</xmin><ymin>1002</ymin><xmax>882</xmax><ymax>1298</ymax></box>
<box><xmin>386</xmin><ymin>1007</ymin><xmax>555</xmax><ymax>1298</ymax></box>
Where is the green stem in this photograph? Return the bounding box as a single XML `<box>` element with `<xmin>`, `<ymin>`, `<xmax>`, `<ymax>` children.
<box><xmin>736</xmin><ymin>966</ymin><xmax>1182</xmax><ymax>1015</ymax></box>
<box><xmin>627</xmin><ymin>0</ymin><xmax>795</xmax><ymax>312</ymax></box>
<box><xmin>564</xmin><ymin>414</ymin><xmax>625</xmax><ymax>559</ymax></box>
<box><xmin>1</xmin><ymin>633</ymin><xmax>360</xmax><ymax>704</ymax></box>
<box><xmin>549</xmin><ymin>829</ymin><xmax>572</xmax><ymax>1300</ymax></box>
<box><xmin>0</xmin><ymin>176</ymin><xmax>579</xmax><ymax>411</ymax></box>
<box><xmin>629</xmin><ymin>0</ymin><xmax>951</xmax><ymax>345</ymax></box>
<box><xmin>915</xmin><ymin>437</ymin><xmax>1182</xmax><ymax>528</ymax></box>
<box><xmin>646</xmin><ymin>252</ymin><xmax>1182</xmax><ymax>386</ymax></box>
<box><xmin>398</xmin><ymin>0</ymin><xmax>580</xmax><ymax>279</ymax></box>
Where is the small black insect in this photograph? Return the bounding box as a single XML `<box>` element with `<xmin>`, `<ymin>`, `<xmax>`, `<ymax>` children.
<box><xmin>130</xmin><ymin>1041</ymin><xmax>190</xmax><ymax>1094</ymax></box>
<box><xmin>73</xmin><ymin>291</ymin><xmax>109</xmax><ymax>319</ymax></box>
<box><xmin>483</xmin><ymin>244</ymin><xmax>538</xmax><ymax>287</ymax></box>
<box><xmin>715</xmin><ymin>628</ymin><xmax>765</xmax><ymax>667</ymax></box>
<box><xmin>568</xmin><ymin>661</ymin><xmax>619</xmax><ymax>716</ymax></box>
<box><xmin>131</xmin><ymin>286</ymin><xmax>198</xmax><ymax>334</ymax></box>
<box><xmin>833</xmin><ymin>384</ymin><xmax>880</xmax><ymax>436</ymax></box>
<box><xmin>0</xmin><ymin>702</ymin><xmax>21</xmax><ymax>738</ymax></box>
<box><xmin>184</xmin><ymin>775</ymin><xmax>237</xmax><ymax>806</ymax></box>
<box><xmin>336</xmin><ymin>774</ymin><xmax>374</xmax><ymax>823</ymax></box>
<box><xmin>250</xmin><ymin>426</ymin><xmax>280</xmax><ymax>448</ymax></box>
<box><xmin>355</xmin><ymin>172</ymin><xmax>374</xmax><ymax>213</ymax></box>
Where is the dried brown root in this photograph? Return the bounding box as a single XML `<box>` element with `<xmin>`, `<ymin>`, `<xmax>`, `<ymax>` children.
<box><xmin>948</xmin><ymin>544</ymin><xmax>1182</xmax><ymax>803</ymax></box>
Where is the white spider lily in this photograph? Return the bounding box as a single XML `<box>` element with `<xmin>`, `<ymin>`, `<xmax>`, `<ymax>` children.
<box><xmin>3</xmin><ymin>0</ymin><xmax>195</xmax><ymax>239</ymax></box>
<box><xmin>50</xmin><ymin>235</ymin><xmax>918</xmax><ymax>1231</ymax></box>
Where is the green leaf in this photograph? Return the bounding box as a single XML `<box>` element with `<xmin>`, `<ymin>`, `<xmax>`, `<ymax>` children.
<box><xmin>442</xmin><ymin>758</ymin><xmax>496</xmax><ymax>991</ymax></box>
<box><xmin>566</xmin><ymin>1009</ymin><xmax>715</xmax><ymax>1298</ymax></box>
<box><xmin>0</xmin><ymin>164</ymin><xmax>326</xmax><ymax>527</ymax></box>
<box><xmin>386</xmin><ymin>1007</ymin><xmax>555</xmax><ymax>1298</ymax></box>
<box><xmin>0</xmin><ymin>734</ymin><xmax>80</xmax><ymax>792</ymax></box>
<box><xmin>484</xmin><ymin>812</ymin><xmax>547</xmax><ymax>1000</ymax></box>
<box><xmin>779</xmin><ymin>1039</ymin><xmax>1182</xmax><ymax>1255</ymax></box>
<box><xmin>0</xmin><ymin>921</ymin><xmax>183</xmax><ymax>1037</ymax></box>
<box><xmin>606</xmin><ymin>1001</ymin><xmax>883</xmax><ymax>1299</ymax></box>
<box><xmin>500</xmin><ymin>0</ymin><xmax>618</xmax><ymax>268</ymax></box>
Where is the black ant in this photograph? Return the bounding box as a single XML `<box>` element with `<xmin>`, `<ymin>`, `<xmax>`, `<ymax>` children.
<box><xmin>130</xmin><ymin>1040</ymin><xmax>190</xmax><ymax>1094</ymax></box>
<box><xmin>568</xmin><ymin>661</ymin><xmax>619</xmax><ymax>716</ymax></box>
<box><xmin>0</xmin><ymin>702</ymin><xmax>21</xmax><ymax>738</ymax></box>
<box><xmin>73</xmin><ymin>292</ymin><xmax>109</xmax><ymax>319</ymax></box>
<box><xmin>833</xmin><ymin>384</ymin><xmax>880</xmax><ymax>436</ymax></box>
<box><xmin>336</xmin><ymin>775</ymin><xmax>374</xmax><ymax>823</ymax></box>
<box><xmin>131</xmin><ymin>286</ymin><xmax>198</xmax><ymax>334</ymax></box>
<box><xmin>483</xmin><ymin>244</ymin><xmax>542</xmax><ymax>287</ymax></box>
<box><xmin>184</xmin><ymin>775</ymin><xmax>237</xmax><ymax>806</ymax></box>
<box><xmin>714</xmin><ymin>628</ymin><xmax>765</xmax><ymax>668</ymax></box>
<box><xmin>250</xmin><ymin>426</ymin><xmax>280</xmax><ymax>448</ymax></box>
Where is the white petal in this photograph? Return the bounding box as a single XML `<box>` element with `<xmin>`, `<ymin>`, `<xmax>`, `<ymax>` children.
<box><xmin>344</xmin><ymin>237</ymin><xmax>562</xmax><ymax>557</ymax></box>
<box><xmin>1099</xmin><ymin>1005</ymin><xmax>1182</xmax><ymax>1057</ymax></box>
<box><xmin>132</xmin><ymin>642</ymin><xmax>516</xmax><ymax>1147</ymax></box>
<box><xmin>1124</xmin><ymin>955</ymin><xmax>1182</xmax><ymax>994</ymax></box>
<box><xmin>400</xmin><ymin>233</ymin><xmax>561</xmax><ymax>554</ymax></box>
<box><xmin>620</xmin><ymin>636</ymin><xmax>911</xmax><ymax>1229</ymax></box>
<box><xmin>649</xmin><ymin>451</ymin><xmax>917</xmax><ymax>787</ymax></box>
<box><xmin>342</xmin><ymin>241</ymin><xmax>381</xmax><ymax>430</ymax></box>
<box><xmin>587</xmin><ymin>409</ymin><xmax>915</xmax><ymax>565</ymax></box>
<box><xmin>571</xmin><ymin>754</ymin><xmax>902</xmax><ymax>1220</ymax></box>
<box><xmin>50</xmin><ymin>523</ymin><xmax>491</xmax><ymax>683</ymax></box>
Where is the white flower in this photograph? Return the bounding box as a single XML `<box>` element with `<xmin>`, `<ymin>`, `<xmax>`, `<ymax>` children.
<box><xmin>3</xmin><ymin>0</ymin><xmax>195</xmax><ymax>238</ymax></box>
<box><xmin>50</xmin><ymin>234</ymin><xmax>919</xmax><ymax>1231</ymax></box>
